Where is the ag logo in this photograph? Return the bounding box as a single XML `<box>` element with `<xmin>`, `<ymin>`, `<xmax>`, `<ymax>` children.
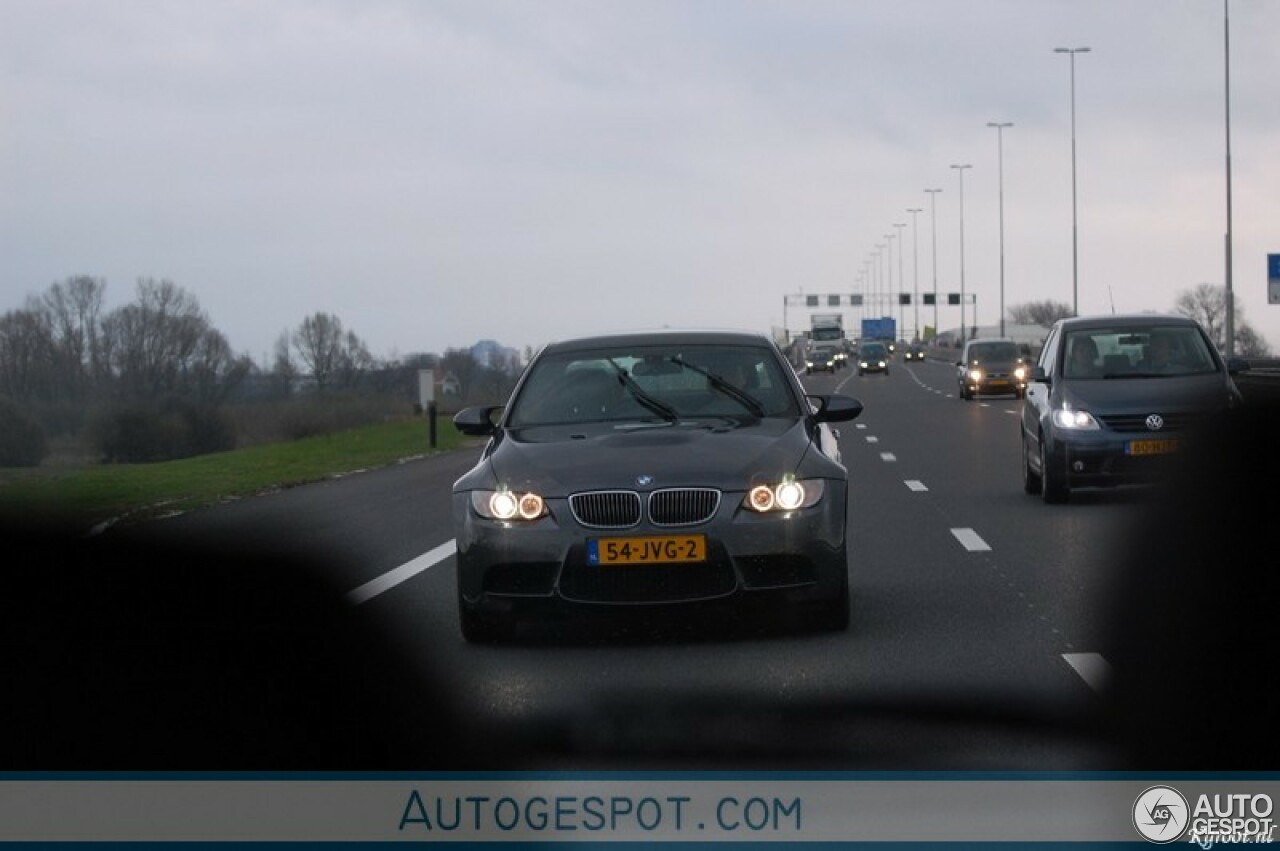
<box><xmin>1133</xmin><ymin>785</ymin><xmax>1189</xmax><ymax>843</ymax></box>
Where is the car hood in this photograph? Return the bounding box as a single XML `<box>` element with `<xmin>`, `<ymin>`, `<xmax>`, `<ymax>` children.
<box><xmin>1059</xmin><ymin>373</ymin><xmax>1234</xmax><ymax>415</ymax></box>
<box><xmin>477</xmin><ymin>418</ymin><xmax>824</xmax><ymax>495</ymax></box>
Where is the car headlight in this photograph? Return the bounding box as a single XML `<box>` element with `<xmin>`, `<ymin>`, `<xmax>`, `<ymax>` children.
<box><xmin>744</xmin><ymin>478</ymin><xmax>825</xmax><ymax>513</ymax></box>
<box><xmin>1014</xmin><ymin>366</ymin><xmax>1027</xmax><ymax>380</ymax></box>
<box><xmin>878</xmin><ymin>360</ymin><xmax>886</xmax><ymax>368</ymax></box>
<box><xmin>968</xmin><ymin>369</ymin><xmax>983</xmax><ymax>381</ymax></box>
<box><xmin>859</xmin><ymin>361</ymin><xmax>868</xmax><ymax>368</ymax></box>
<box><xmin>472</xmin><ymin>489</ymin><xmax>547</xmax><ymax>521</ymax></box>
<box><xmin>1051</xmin><ymin>409</ymin><xmax>1101</xmax><ymax>430</ymax></box>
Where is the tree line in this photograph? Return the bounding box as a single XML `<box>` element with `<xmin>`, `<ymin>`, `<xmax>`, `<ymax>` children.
<box><xmin>1007</xmin><ymin>285</ymin><xmax>1271</xmax><ymax>357</ymax></box>
<box><xmin>0</xmin><ymin>276</ymin><xmax>521</xmax><ymax>466</ymax></box>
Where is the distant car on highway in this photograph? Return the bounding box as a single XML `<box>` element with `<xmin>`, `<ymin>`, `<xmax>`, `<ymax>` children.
<box><xmin>451</xmin><ymin>329</ymin><xmax>864</xmax><ymax>641</ymax></box>
<box><xmin>956</xmin><ymin>337</ymin><xmax>1028</xmax><ymax>400</ymax></box>
<box><xmin>1020</xmin><ymin>314</ymin><xmax>1246</xmax><ymax>503</ymax></box>
<box><xmin>903</xmin><ymin>343</ymin><xmax>926</xmax><ymax>362</ymax></box>
<box><xmin>856</xmin><ymin>342</ymin><xmax>890</xmax><ymax>376</ymax></box>
<box><xmin>805</xmin><ymin>343</ymin><xmax>838</xmax><ymax>374</ymax></box>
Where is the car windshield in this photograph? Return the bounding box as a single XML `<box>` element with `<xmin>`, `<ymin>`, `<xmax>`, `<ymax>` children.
<box><xmin>506</xmin><ymin>343</ymin><xmax>798</xmax><ymax>426</ymax></box>
<box><xmin>1062</xmin><ymin>326</ymin><xmax>1219</xmax><ymax>379</ymax></box>
<box><xmin>860</xmin><ymin>344</ymin><xmax>887</xmax><ymax>358</ymax></box>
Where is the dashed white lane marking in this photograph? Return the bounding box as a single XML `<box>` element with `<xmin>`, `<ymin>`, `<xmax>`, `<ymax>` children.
<box><xmin>865</xmin><ymin>435</ymin><xmax>879</xmax><ymax>443</ymax></box>
<box><xmin>880</xmin><ymin>452</ymin><xmax>897</xmax><ymax>462</ymax></box>
<box><xmin>905</xmin><ymin>480</ymin><xmax>929</xmax><ymax>492</ymax></box>
<box><xmin>951</xmin><ymin>528</ymin><xmax>992</xmax><ymax>552</ymax></box>
<box><xmin>346</xmin><ymin>539</ymin><xmax>457</xmax><ymax>605</ymax></box>
<box><xmin>855</xmin><ymin>423</ymin><xmax>867</xmax><ymax>429</ymax></box>
<box><xmin>1063</xmin><ymin>652</ymin><xmax>1113</xmax><ymax>693</ymax></box>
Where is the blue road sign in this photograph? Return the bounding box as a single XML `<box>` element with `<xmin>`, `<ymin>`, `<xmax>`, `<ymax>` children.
<box><xmin>1270</xmin><ymin>254</ymin><xmax>1280</xmax><ymax>305</ymax></box>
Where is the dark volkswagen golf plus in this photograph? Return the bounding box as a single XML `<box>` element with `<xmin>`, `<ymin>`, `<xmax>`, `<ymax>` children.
<box><xmin>1021</xmin><ymin>314</ymin><xmax>1246</xmax><ymax>503</ymax></box>
<box><xmin>451</xmin><ymin>330</ymin><xmax>863</xmax><ymax>641</ymax></box>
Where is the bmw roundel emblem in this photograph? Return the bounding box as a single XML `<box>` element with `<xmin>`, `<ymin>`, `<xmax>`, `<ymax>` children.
<box><xmin>1145</xmin><ymin>414</ymin><xmax>1165</xmax><ymax>431</ymax></box>
<box><xmin>636</xmin><ymin>475</ymin><xmax>654</xmax><ymax>487</ymax></box>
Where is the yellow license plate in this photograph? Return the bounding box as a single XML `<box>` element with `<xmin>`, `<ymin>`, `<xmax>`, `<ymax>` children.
<box><xmin>587</xmin><ymin>535</ymin><xmax>707</xmax><ymax>566</ymax></box>
<box><xmin>1127</xmin><ymin>438</ymin><xmax>1180</xmax><ymax>456</ymax></box>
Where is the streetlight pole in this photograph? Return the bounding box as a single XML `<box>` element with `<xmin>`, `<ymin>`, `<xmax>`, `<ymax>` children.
<box><xmin>987</xmin><ymin>121</ymin><xmax>1013</xmax><ymax>337</ymax></box>
<box><xmin>875</xmin><ymin>246</ymin><xmax>886</xmax><ymax>317</ymax></box>
<box><xmin>907</xmin><ymin>208</ymin><xmax>922</xmax><ymax>340</ymax></box>
<box><xmin>950</xmin><ymin>164</ymin><xmax>972</xmax><ymax>346</ymax></box>
<box><xmin>1223</xmin><ymin>0</ymin><xmax>1235</xmax><ymax>356</ymax></box>
<box><xmin>924</xmin><ymin>188</ymin><xmax>942</xmax><ymax>339</ymax></box>
<box><xmin>893</xmin><ymin>222</ymin><xmax>907</xmax><ymax>340</ymax></box>
<box><xmin>884</xmin><ymin>235</ymin><xmax>896</xmax><ymax>324</ymax></box>
<box><xmin>1055</xmin><ymin>46</ymin><xmax>1090</xmax><ymax>316</ymax></box>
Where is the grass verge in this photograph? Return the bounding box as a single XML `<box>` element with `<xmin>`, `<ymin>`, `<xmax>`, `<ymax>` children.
<box><xmin>0</xmin><ymin>417</ymin><xmax>468</xmax><ymax>530</ymax></box>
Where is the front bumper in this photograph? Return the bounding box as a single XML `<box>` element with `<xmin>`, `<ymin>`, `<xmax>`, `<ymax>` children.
<box><xmin>1045</xmin><ymin>429</ymin><xmax>1186</xmax><ymax>489</ymax></box>
<box><xmin>964</xmin><ymin>376</ymin><xmax>1026</xmax><ymax>396</ymax></box>
<box><xmin>453</xmin><ymin>486</ymin><xmax>848</xmax><ymax>618</ymax></box>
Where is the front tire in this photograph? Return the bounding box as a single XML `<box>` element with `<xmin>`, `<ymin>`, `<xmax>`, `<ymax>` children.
<box><xmin>1022</xmin><ymin>430</ymin><xmax>1042</xmax><ymax>495</ymax></box>
<box><xmin>1039</xmin><ymin>439</ymin><xmax>1069</xmax><ymax>504</ymax></box>
<box><xmin>811</xmin><ymin>572</ymin><xmax>850</xmax><ymax>632</ymax></box>
<box><xmin>459</xmin><ymin>601</ymin><xmax>515</xmax><ymax>644</ymax></box>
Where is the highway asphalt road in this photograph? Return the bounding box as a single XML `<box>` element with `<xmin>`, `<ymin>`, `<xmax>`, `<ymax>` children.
<box><xmin>56</xmin><ymin>354</ymin><xmax>1184</xmax><ymax>770</ymax></box>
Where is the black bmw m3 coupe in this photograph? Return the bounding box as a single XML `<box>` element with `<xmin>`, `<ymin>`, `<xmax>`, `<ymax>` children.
<box><xmin>451</xmin><ymin>330</ymin><xmax>863</xmax><ymax>642</ymax></box>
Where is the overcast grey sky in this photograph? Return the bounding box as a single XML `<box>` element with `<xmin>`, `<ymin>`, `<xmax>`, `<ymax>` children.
<box><xmin>3</xmin><ymin>0</ymin><xmax>1278</xmax><ymax>361</ymax></box>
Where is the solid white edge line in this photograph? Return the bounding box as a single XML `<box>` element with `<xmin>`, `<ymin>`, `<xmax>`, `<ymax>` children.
<box><xmin>1063</xmin><ymin>652</ymin><xmax>1113</xmax><ymax>693</ymax></box>
<box><xmin>950</xmin><ymin>528</ymin><xmax>992</xmax><ymax>552</ymax></box>
<box><xmin>345</xmin><ymin>539</ymin><xmax>457</xmax><ymax>606</ymax></box>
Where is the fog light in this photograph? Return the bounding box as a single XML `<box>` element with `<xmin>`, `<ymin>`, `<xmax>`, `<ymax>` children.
<box><xmin>1072</xmin><ymin>461</ymin><xmax>1084</xmax><ymax>473</ymax></box>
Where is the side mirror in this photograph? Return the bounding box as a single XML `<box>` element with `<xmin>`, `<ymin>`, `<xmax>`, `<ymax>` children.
<box><xmin>1032</xmin><ymin>366</ymin><xmax>1049</xmax><ymax>383</ymax></box>
<box><xmin>810</xmin><ymin>394</ymin><xmax>863</xmax><ymax>423</ymax></box>
<box><xmin>1226</xmin><ymin>357</ymin><xmax>1250</xmax><ymax>375</ymax></box>
<box><xmin>453</xmin><ymin>406</ymin><xmax>503</xmax><ymax>436</ymax></box>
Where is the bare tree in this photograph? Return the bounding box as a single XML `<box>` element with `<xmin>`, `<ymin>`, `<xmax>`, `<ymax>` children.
<box><xmin>334</xmin><ymin>330</ymin><xmax>375</xmax><ymax>388</ymax></box>
<box><xmin>1008</xmin><ymin>300</ymin><xmax>1074</xmax><ymax>327</ymax></box>
<box><xmin>101</xmin><ymin>279</ymin><xmax>207</xmax><ymax>398</ymax></box>
<box><xmin>292</xmin><ymin>312</ymin><xmax>346</xmax><ymax>390</ymax></box>
<box><xmin>39</xmin><ymin>276</ymin><xmax>107</xmax><ymax>397</ymax></box>
<box><xmin>271</xmin><ymin>330</ymin><xmax>298</xmax><ymax>396</ymax></box>
<box><xmin>0</xmin><ymin>309</ymin><xmax>55</xmax><ymax>401</ymax></box>
<box><xmin>1174</xmin><ymin>283</ymin><xmax>1272</xmax><ymax>357</ymax></box>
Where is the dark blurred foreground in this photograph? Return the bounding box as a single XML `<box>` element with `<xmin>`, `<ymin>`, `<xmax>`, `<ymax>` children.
<box><xmin>1</xmin><ymin>400</ymin><xmax>1276</xmax><ymax>769</ymax></box>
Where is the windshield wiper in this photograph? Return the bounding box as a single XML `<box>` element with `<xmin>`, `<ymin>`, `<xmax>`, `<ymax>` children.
<box><xmin>604</xmin><ymin>359</ymin><xmax>678</xmax><ymax>422</ymax></box>
<box><xmin>667</xmin><ymin>356</ymin><xmax>767</xmax><ymax>418</ymax></box>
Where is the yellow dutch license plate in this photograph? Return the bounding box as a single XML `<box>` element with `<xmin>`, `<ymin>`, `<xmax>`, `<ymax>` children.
<box><xmin>588</xmin><ymin>535</ymin><xmax>707</xmax><ymax>566</ymax></box>
<box><xmin>1127</xmin><ymin>438</ymin><xmax>1180</xmax><ymax>456</ymax></box>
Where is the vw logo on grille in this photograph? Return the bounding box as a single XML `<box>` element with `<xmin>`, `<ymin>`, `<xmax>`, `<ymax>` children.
<box><xmin>1145</xmin><ymin>414</ymin><xmax>1165</xmax><ymax>431</ymax></box>
<box><xmin>636</xmin><ymin>475</ymin><xmax>654</xmax><ymax>487</ymax></box>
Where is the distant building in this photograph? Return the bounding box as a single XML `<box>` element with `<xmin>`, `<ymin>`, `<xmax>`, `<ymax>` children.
<box><xmin>470</xmin><ymin>339</ymin><xmax>522</xmax><ymax>374</ymax></box>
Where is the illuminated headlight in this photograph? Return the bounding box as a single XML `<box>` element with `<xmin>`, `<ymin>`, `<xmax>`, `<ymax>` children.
<box><xmin>806</xmin><ymin>360</ymin><xmax>814</xmax><ymax>367</ymax></box>
<box><xmin>745</xmin><ymin>479</ymin><xmax>825</xmax><ymax>513</ymax></box>
<box><xmin>878</xmin><ymin>361</ymin><xmax>886</xmax><ymax>368</ymax></box>
<box><xmin>1014</xmin><ymin>366</ymin><xmax>1027</xmax><ymax>380</ymax></box>
<box><xmin>472</xmin><ymin>489</ymin><xmax>547</xmax><ymax>521</ymax></box>
<box><xmin>859</xmin><ymin>361</ymin><xmax>868</xmax><ymax>368</ymax></box>
<box><xmin>1052</xmin><ymin>409</ymin><xmax>1101</xmax><ymax>430</ymax></box>
<box><xmin>968</xmin><ymin>369</ymin><xmax>983</xmax><ymax>381</ymax></box>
